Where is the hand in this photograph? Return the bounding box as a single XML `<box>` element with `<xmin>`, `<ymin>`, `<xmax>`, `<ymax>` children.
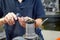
<box><xmin>18</xmin><ymin>17</ymin><xmax>26</xmax><ymax>28</ymax></box>
<box><xmin>18</xmin><ymin>16</ymin><xmax>42</xmax><ymax>28</ymax></box>
<box><xmin>35</xmin><ymin>18</ymin><xmax>42</xmax><ymax>28</ymax></box>
<box><xmin>18</xmin><ymin>16</ymin><xmax>34</xmax><ymax>28</ymax></box>
<box><xmin>4</xmin><ymin>12</ymin><xmax>17</xmax><ymax>25</ymax></box>
<box><xmin>23</xmin><ymin>17</ymin><xmax>42</xmax><ymax>28</ymax></box>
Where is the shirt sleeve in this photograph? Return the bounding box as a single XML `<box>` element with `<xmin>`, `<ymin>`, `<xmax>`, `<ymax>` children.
<box><xmin>0</xmin><ymin>0</ymin><xmax>2</xmax><ymax>9</ymax></box>
<box><xmin>0</xmin><ymin>0</ymin><xmax>1</xmax><ymax>7</ymax></box>
<box><xmin>0</xmin><ymin>0</ymin><xmax>3</xmax><ymax>18</ymax></box>
<box><xmin>33</xmin><ymin>0</ymin><xmax>45</xmax><ymax>19</ymax></box>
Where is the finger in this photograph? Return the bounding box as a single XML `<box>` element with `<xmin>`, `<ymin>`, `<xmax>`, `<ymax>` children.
<box><xmin>8</xmin><ymin>17</ymin><xmax>15</xmax><ymax>25</ymax></box>
<box><xmin>18</xmin><ymin>17</ymin><xmax>24</xmax><ymax>22</ymax></box>
<box><xmin>18</xmin><ymin>17</ymin><xmax>26</xmax><ymax>27</ymax></box>
<box><xmin>18</xmin><ymin>17</ymin><xmax>22</xmax><ymax>24</ymax></box>
<box><xmin>20</xmin><ymin>18</ymin><xmax>26</xmax><ymax>27</ymax></box>
<box><xmin>11</xmin><ymin>12</ymin><xmax>17</xmax><ymax>20</ymax></box>
<box><xmin>8</xmin><ymin>19</ymin><xmax>13</xmax><ymax>25</ymax></box>
<box><xmin>20</xmin><ymin>17</ymin><xmax>26</xmax><ymax>27</ymax></box>
<box><xmin>4</xmin><ymin>16</ymin><xmax>9</xmax><ymax>23</ymax></box>
<box><xmin>11</xmin><ymin>17</ymin><xmax>15</xmax><ymax>24</ymax></box>
<box><xmin>18</xmin><ymin>17</ymin><xmax>25</xmax><ymax>23</ymax></box>
<box><xmin>20</xmin><ymin>21</ymin><xmax>26</xmax><ymax>28</ymax></box>
<box><xmin>8</xmin><ymin>14</ymin><xmax>15</xmax><ymax>25</ymax></box>
<box><xmin>4</xmin><ymin>14</ymin><xmax>11</xmax><ymax>23</ymax></box>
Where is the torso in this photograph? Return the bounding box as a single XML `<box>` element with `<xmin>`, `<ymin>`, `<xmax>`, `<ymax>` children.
<box><xmin>2</xmin><ymin>0</ymin><xmax>36</xmax><ymax>39</ymax></box>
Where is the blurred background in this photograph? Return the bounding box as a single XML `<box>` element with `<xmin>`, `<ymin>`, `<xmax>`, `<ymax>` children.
<box><xmin>0</xmin><ymin>0</ymin><xmax>60</xmax><ymax>40</ymax></box>
<box><xmin>41</xmin><ymin>0</ymin><xmax>60</xmax><ymax>31</ymax></box>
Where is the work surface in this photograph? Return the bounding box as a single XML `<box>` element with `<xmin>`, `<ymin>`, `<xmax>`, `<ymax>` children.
<box><xmin>0</xmin><ymin>30</ymin><xmax>60</xmax><ymax>40</ymax></box>
<box><xmin>42</xmin><ymin>30</ymin><xmax>60</xmax><ymax>40</ymax></box>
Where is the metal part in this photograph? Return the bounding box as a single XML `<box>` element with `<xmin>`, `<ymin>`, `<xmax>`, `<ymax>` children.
<box><xmin>41</xmin><ymin>18</ymin><xmax>48</xmax><ymax>25</ymax></box>
<box><xmin>24</xmin><ymin>18</ymin><xmax>38</xmax><ymax>40</ymax></box>
<box><xmin>12</xmin><ymin>17</ymin><xmax>39</xmax><ymax>40</ymax></box>
<box><xmin>12</xmin><ymin>37</ymin><xmax>25</xmax><ymax>40</ymax></box>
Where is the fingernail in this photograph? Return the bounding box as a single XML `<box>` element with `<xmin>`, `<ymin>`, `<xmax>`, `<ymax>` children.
<box><xmin>15</xmin><ymin>17</ymin><xmax>17</xmax><ymax>20</ymax></box>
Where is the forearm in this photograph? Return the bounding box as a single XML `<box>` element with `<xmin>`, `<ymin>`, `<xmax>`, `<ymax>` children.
<box><xmin>0</xmin><ymin>18</ymin><xmax>5</xmax><ymax>26</ymax></box>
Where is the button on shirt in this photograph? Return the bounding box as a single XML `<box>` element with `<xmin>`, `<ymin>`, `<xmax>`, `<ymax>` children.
<box><xmin>0</xmin><ymin>0</ymin><xmax>45</xmax><ymax>40</ymax></box>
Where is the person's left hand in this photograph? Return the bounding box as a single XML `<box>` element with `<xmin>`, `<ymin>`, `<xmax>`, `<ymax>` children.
<box><xmin>18</xmin><ymin>16</ymin><xmax>33</xmax><ymax>28</ymax></box>
<box><xmin>35</xmin><ymin>18</ymin><xmax>42</xmax><ymax>28</ymax></box>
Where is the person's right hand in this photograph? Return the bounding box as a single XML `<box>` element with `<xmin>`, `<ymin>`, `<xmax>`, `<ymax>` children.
<box><xmin>4</xmin><ymin>12</ymin><xmax>17</xmax><ymax>25</ymax></box>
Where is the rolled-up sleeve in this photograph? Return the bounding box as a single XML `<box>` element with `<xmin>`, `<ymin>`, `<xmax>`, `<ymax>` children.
<box><xmin>33</xmin><ymin>0</ymin><xmax>45</xmax><ymax>18</ymax></box>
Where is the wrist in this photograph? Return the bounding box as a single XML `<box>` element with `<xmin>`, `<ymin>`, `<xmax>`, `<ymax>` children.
<box><xmin>0</xmin><ymin>17</ymin><xmax>6</xmax><ymax>25</ymax></box>
<box><xmin>35</xmin><ymin>18</ymin><xmax>42</xmax><ymax>28</ymax></box>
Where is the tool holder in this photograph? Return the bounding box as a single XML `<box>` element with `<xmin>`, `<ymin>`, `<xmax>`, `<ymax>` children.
<box><xmin>24</xmin><ymin>19</ymin><xmax>38</xmax><ymax>40</ymax></box>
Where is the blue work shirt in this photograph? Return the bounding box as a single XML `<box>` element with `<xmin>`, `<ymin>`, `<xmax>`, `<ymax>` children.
<box><xmin>0</xmin><ymin>0</ymin><xmax>45</xmax><ymax>40</ymax></box>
